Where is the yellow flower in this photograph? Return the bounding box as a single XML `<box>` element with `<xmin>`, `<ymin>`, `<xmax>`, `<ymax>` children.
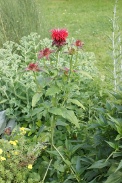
<box><xmin>14</xmin><ymin>151</ymin><xmax>19</xmax><ymax>155</ymax></box>
<box><xmin>28</xmin><ymin>164</ymin><xmax>32</xmax><ymax>169</ymax></box>
<box><xmin>20</xmin><ymin>127</ymin><xmax>25</xmax><ymax>131</ymax></box>
<box><xmin>0</xmin><ymin>156</ymin><xmax>6</xmax><ymax>161</ymax></box>
<box><xmin>20</xmin><ymin>127</ymin><xmax>26</xmax><ymax>135</ymax></box>
<box><xmin>7</xmin><ymin>154</ymin><xmax>11</xmax><ymax>158</ymax></box>
<box><xmin>9</xmin><ymin>140</ymin><xmax>17</xmax><ymax>146</ymax></box>
<box><xmin>0</xmin><ymin>149</ymin><xmax>3</xmax><ymax>155</ymax></box>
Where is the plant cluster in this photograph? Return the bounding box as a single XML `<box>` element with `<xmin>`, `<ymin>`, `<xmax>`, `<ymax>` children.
<box><xmin>0</xmin><ymin>22</ymin><xmax>122</xmax><ymax>182</ymax></box>
<box><xmin>0</xmin><ymin>127</ymin><xmax>45</xmax><ymax>183</ymax></box>
<box><xmin>0</xmin><ymin>28</ymin><xmax>106</xmax><ymax>182</ymax></box>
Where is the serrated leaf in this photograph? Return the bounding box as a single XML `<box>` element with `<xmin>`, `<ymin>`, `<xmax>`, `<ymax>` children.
<box><xmin>46</xmin><ymin>86</ymin><xmax>60</xmax><ymax>96</ymax></box>
<box><xmin>49</xmin><ymin>107</ymin><xmax>80</xmax><ymax>128</ymax></box>
<box><xmin>32</xmin><ymin>93</ymin><xmax>42</xmax><ymax>107</ymax></box>
<box><xmin>88</xmin><ymin>159</ymin><xmax>109</xmax><ymax>169</ymax></box>
<box><xmin>61</xmin><ymin>108</ymin><xmax>80</xmax><ymax>128</ymax></box>
<box><xmin>54</xmin><ymin>162</ymin><xmax>65</xmax><ymax>172</ymax></box>
<box><xmin>67</xmin><ymin>99</ymin><xmax>85</xmax><ymax>110</ymax></box>
<box><xmin>48</xmin><ymin>107</ymin><xmax>63</xmax><ymax>116</ymax></box>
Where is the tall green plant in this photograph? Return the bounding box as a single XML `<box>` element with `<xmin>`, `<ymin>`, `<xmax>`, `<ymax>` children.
<box><xmin>110</xmin><ymin>0</ymin><xmax>122</xmax><ymax>90</ymax></box>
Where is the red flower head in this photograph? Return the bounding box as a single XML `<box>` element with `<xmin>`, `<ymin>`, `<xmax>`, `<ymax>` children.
<box><xmin>38</xmin><ymin>48</ymin><xmax>53</xmax><ymax>60</ymax></box>
<box><xmin>74</xmin><ymin>40</ymin><xmax>84</xmax><ymax>48</ymax></box>
<box><xmin>50</xmin><ymin>28</ymin><xmax>68</xmax><ymax>47</ymax></box>
<box><xmin>26</xmin><ymin>63</ymin><xmax>41</xmax><ymax>72</ymax></box>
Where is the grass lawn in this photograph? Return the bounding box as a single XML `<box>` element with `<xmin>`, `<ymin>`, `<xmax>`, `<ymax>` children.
<box><xmin>38</xmin><ymin>0</ymin><xmax>122</xmax><ymax>75</ymax></box>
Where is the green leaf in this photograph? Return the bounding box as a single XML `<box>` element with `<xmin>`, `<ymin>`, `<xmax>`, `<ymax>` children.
<box><xmin>106</xmin><ymin>141</ymin><xmax>117</xmax><ymax>149</ymax></box>
<box><xmin>61</xmin><ymin>108</ymin><xmax>80</xmax><ymax>128</ymax></box>
<box><xmin>0</xmin><ymin>99</ymin><xmax>8</xmax><ymax>104</ymax></box>
<box><xmin>56</xmin><ymin>121</ymin><xmax>68</xmax><ymax>126</ymax></box>
<box><xmin>48</xmin><ymin>107</ymin><xmax>63</xmax><ymax>116</ymax></box>
<box><xmin>36</xmin><ymin>120</ymin><xmax>42</xmax><ymax>127</ymax></box>
<box><xmin>79</xmin><ymin>70</ymin><xmax>93</xmax><ymax>79</ymax></box>
<box><xmin>64</xmin><ymin>159</ymin><xmax>71</xmax><ymax>166</ymax></box>
<box><xmin>67</xmin><ymin>99</ymin><xmax>85</xmax><ymax>110</ymax></box>
<box><xmin>54</xmin><ymin>162</ymin><xmax>65</xmax><ymax>172</ymax></box>
<box><xmin>88</xmin><ymin>159</ymin><xmax>109</xmax><ymax>169</ymax></box>
<box><xmin>32</xmin><ymin>93</ymin><xmax>42</xmax><ymax>107</ymax></box>
<box><xmin>104</xmin><ymin>172</ymin><xmax>122</xmax><ymax>183</ymax></box>
<box><xmin>72</xmin><ymin>144</ymin><xmax>82</xmax><ymax>155</ymax></box>
<box><xmin>49</xmin><ymin>107</ymin><xmax>80</xmax><ymax>128</ymax></box>
<box><xmin>76</xmin><ymin>156</ymin><xmax>81</xmax><ymax>172</ymax></box>
<box><xmin>115</xmin><ymin>160</ymin><xmax>122</xmax><ymax>172</ymax></box>
<box><xmin>46</xmin><ymin>85</ymin><xmax>60</xmax><ymax>96</ymax></box>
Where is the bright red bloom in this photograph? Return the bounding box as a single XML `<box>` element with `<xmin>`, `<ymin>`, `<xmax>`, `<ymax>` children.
<box><xmin>74</xmin><ymin>40</ymin><xmax>84</xmax><ymax>48</ymax></box>
<box><xmin>26</xmin><ymin>63</ymin><xmax>40</xmax><ymax>72</ymax></box>
<box><xmin>50</xmin><ymin>28</ymin><xmax>68</xmax><ymax>47</ymax></box>
<box><xmin>38</xmin><ymin>48</ymin><xmax>53</xmax><ymax>60</ymax></box>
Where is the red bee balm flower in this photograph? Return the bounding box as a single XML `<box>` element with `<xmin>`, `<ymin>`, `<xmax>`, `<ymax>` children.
<box><xmin>38</xmin><ymin>48</ymin><xmax>53</xmax><ymax>60</ymax></box>
<box><xmin>74</xmin><ymin>40</ymin><xmax>84</xmax><ymax>48</ymax></box>
<box><xmin>50</xmin><ymin>28</ymin><xmax>68</xmax><ymax>47</ymax></box>
<box><xmin>26</xmin><ymin>63</ymin><xmax>40</xmax><ymax>72</ymax></box>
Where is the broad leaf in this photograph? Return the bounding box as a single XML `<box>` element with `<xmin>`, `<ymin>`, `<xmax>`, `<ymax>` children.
<box><xmin>0</xmin><ymin>99</ymin><xmax>7</xmax><ymax>104</ymax></box>
<box><xmin>115</xmin><ymin>160</ymin><xmax>122</xmax><ymax>172</ymax></box>
<box><xmin>49</xmin><ymin>107</ymin><xmax>80</xmax><ymax>128</ymax></box>
<box><xmin>48</xmin><ymin>107</ymin><xmax>63</xmax><ymax>116</ymax></box>
<box><xmin>32</xmin><ymin>93</ymin><xmax>42</xmax><ymax>107</ymax></box>
<box><xmin>104</xmin><ymin>171</ymin><xmax>122</xmax><ymax>183</ymax></box>
<box><xmin>46</xmin><ymin>86</ymin><xmax>60</xmax><ymax>96</ymax></box>
<box><xmin>61</xmin><ymin>108</ymin><xmax>80</xmax><ymax>128</ymax></box>
<box><xmin>88</xmin><ymin>159</ymin><xmax>110</xmax><ymax>169</ymax></box>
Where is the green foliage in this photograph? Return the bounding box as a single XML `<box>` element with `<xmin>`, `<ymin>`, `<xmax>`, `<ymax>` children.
<box><xmin>0</xmin><ymin>32</ymin><xmax>109</xmax><ymax>182</ymax></box>
<box><xmin>0</xmin><ymin>127</ymin><xmax>45</xmax><ymax>182</ymax></box>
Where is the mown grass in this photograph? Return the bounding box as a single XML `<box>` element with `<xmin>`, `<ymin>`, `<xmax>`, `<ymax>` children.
<box><xmin>0</xmin><ymin>0</ymin><xmax>122</xmax><ymax>75</ymax></box>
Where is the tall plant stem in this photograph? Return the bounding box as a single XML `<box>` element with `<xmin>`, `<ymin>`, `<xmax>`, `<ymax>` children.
<box><xmin>50</xmin><ymin>115</ymin><xmax>55</xmax><ymax>150</ymax></box>
<box><xmin>56</xmin><ymin>51</ymin><xmax>60</xmax><ymax>68</ymax></box>
<box><xmin>33</xmin><ymin>71</ymin><xmax>41</xmax><ymax>91</ymax></box>
<box><xmin>74</xmin><ymin>51</ymin><xmax>79</xmax><ymax>68</ymax></box>
<box><xmin>41</xmin><ymin>159</ymin><xmax>52</xmax><ymax>183</ymax></box>
<box><xmin>70</xmin><ymin>55</ymin><xmax>73</xmax><ymax>73</ymax></box>
<box><xmin>53</xmin><ymin>144</ymin><xmax>80</xmax><ymax>182</ymax></box>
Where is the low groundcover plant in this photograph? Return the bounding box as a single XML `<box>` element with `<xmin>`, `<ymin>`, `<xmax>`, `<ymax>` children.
<box><xmin>0</xmin><ymin>127</ymin><xmax>46</xmax><ymax>183</ymax></box>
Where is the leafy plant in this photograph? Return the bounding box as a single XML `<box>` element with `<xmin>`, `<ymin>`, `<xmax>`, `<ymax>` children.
<box><xmin>0</xmin><ymin>127</ymin><xmax>46</xmax><ymax>183</ymax></box>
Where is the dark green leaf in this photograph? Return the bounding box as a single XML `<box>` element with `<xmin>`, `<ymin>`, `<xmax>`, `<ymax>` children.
<box><xmin>88</xmin><ymin>159</ymin><xmax>110</xmax><ymax>169</ymax></box>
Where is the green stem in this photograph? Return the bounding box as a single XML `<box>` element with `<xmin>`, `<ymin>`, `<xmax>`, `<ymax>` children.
<box><xmin>70</xmin><ymin>55</ymin><xmax>73</xmax><ymax>73</ymax></box>
<box><xmin>74</xmin><ymin>51</ymin><xmax>78</xmax><ymax>68</ymax></box>
<box><xmin>56</xmin><ymin>51</ymin><xmax>60</xmax><ymax>68</ymax></box>
<box><xmin>33</xmin><ymin>71</ymin><xmax>41</xmax><ymax>92</ymax></box>
<box><xmin>53</xmin><ymin>144</ymin><xmax>80</xmax><ymax>182</ymax></box>
<box><xmin>50</xmin><ymin>115</ymin><xmax>55</xmax><ymax>150</ymax></box>
<box><xmin>41</xmin><ymin>159</ymin><xmax>52</xmax><ymax>183</ymax></box>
